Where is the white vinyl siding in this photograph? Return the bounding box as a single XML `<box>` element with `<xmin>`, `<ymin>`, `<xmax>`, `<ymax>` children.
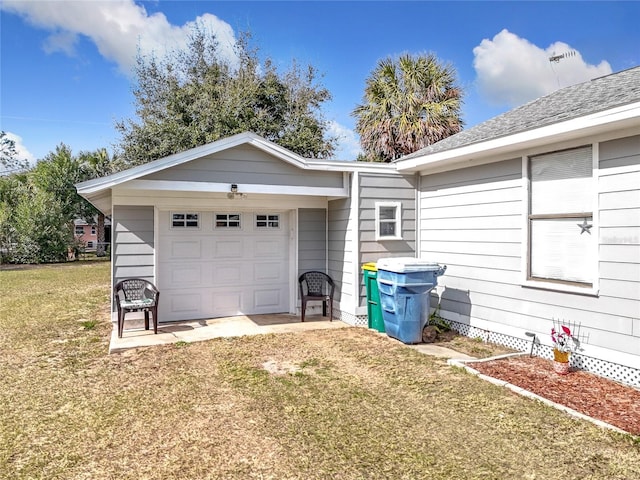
<box><xmin>528</xmin><ymin>146</ymin><xmax>595</xmax><ymax>286</ymax></box>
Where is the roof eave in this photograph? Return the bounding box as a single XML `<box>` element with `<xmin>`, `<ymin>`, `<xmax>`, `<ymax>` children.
<box><xmin>395</xmin><ymin>101</ymin><xmax>640</xmax><ymax>173</ymax></box>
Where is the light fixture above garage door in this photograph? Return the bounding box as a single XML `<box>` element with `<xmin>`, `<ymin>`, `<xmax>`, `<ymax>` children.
<box><xmin>227</xmin><ymin>183</ymin><xmax>247</xmax><ymax>199</ymax></box>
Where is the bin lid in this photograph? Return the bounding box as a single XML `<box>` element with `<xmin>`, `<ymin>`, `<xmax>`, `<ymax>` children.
<box><xmin>377</xmin><ymin>257</ymin><xmax>442</xmax><ymax>273</ymax></box>
<box><xmin>361</xmin><ymin>262</ymin><xmax>378</xmax><ymax>272</ymax></box>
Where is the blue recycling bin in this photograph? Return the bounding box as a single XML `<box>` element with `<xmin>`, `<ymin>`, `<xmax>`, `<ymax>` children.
<box><xmin>377</xmin><ymin>257</ymin><xmax>446</xmax><ymax>344</ymax></box>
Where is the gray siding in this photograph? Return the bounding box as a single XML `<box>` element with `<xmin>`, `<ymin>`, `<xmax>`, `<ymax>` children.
<box><xmin>598</xmin><ymin>135</ymin><xmax>640</xmax><ymax>347</ymax></box>
<box><xmin>328</xmin><ymin>197</ymin><xmax>353</xmax><ymax>305</ymax></box>
<box><xmin>419</xmin><ymin>138</ymin><xmax>640</xmax><ymax>361</ymax></box>
<box><xmin>112</xmin><ymin>206</ymin><xmax>155</xmax><ymax>304</ymax></box>
<box><xmin>358</xmin><ymin>172</ymin><xmax>418</xmax><ymax>305</ymax></box>
<box><xmin>143</xmin><ymin>144</ymin><xmax>343</xmax><ymax>188</ymax></box>
<box><xmin>298</xmin><ymin>208</ymin><xmax>327</xmax><ymax>276</ymax></box>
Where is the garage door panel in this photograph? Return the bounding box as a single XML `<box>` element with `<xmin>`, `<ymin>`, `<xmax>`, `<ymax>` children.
<box><xmin>253</xmin><ymin>238</ymin><xmax>287</xmax><ymax>258</ymax></box>
<box><xmin>212</xmin><ymin>264</ymin><xmax>243</xmax><ymax>285</ymax></box>
<box><xmin>169</xmin><ymin>293</ymin><xmax>202</xmax><ymax>314</ymax></box>
<box><xmin>170</xmin><ymin>263</ymin><xmax>203</xmax><ymax>285</ymax></box>
<box><xmin>170</xmin><ymin>239</ymin><xmax>202</xmax><ymax>259</ymax></box>
<box><xmin>254</xmin><ymin>288</ymin><xmax>284</xmax><ymax>310</ymax></box>
<box><xmin>253</xmin><ymin>261</ymin><xmax>286</xmax><ymax>282</ymax></box>
<box><xmin>214</xmin><ymin>239</ymin><xmax>244</xmax><ymax>258</ymax></box>
<box><xmin>211</xmin><ymin>291</ymin><xmax>243</xmax><ymax>316</ymax></box>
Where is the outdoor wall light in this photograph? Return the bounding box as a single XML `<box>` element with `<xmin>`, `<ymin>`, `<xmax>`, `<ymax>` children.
<box><xmin>227</xmin><ymin>184</ymin><xmax>247</xmax><ymax>200</ymax></box>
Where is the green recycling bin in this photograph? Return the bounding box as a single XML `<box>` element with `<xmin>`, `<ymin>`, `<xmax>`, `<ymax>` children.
<box><xmin>362</xmin><ymin>263</ymin><xmax>385</xmax><ymax>333</ymax></box>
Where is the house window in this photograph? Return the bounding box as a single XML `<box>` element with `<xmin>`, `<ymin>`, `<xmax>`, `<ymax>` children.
<box><xmin>215</xmin><ymin>213</ymin><xmax>241</xmax><ymax>228</ymax></box>
<box><xmin>375</xmin><ymin>202</ymin><xmax>402</xmax><ymax>240</ymax></box>
<box><xmin>91</xmin><ymin>226</ymin><xmax>96</xmax><ymax>235</ymax></box>
<box><xmin>256</xmin><ymin>214</ymin><xmax>279</xmax><ymax>228</ymax></box>
<box><xmin>528</xmin><ymin>145</ymin><xmax>594</xmax><ymax>286</ymax></box>
<box><xmin>171</xmin><ymin>212</ymin><xmax>199</xmax><ymax>228</ymax></box>
<box><xmin>87</xmin><ymin>241</ymin><xmax>94</xmax><ymax>248</ymax></box>
<box><xmin>75</xmin><ymin>226</ymin><xmax>84</xmax><ymax>235</ymax></box>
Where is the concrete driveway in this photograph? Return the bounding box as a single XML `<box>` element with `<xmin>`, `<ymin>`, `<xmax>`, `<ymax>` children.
<box><xmin>109</xmin><ymin>313</ymin><xmax>348</xmax><ymax>353</ymax></box>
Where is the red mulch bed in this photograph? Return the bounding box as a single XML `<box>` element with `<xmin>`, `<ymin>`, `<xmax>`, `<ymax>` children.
<box><xmin>468</xmin><ymin>355</ymin><xmax>640</xmax><ymax>436</ymax></box>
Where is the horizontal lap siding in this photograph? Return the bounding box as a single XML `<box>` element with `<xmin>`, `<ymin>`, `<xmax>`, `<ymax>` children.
<box><xmin>112</xmin><ymin>205</ymin><xmax>155</xmax><ymax>309</ymax></box>
<box><xmin>358</xmin><ymin>173</ymin><xmax>417</xmax><ymax>305</ymax></box>
<box><xmin>298</xmin><ymin>208</ymin><xmax>327</xmax><ymax>279</ymax></box>
<box><xmin>420</xmin><ymin>138</ymin><xmax>640</xmax><ymax>360</ymax></box>
<box><xmin>598</xmin><ymin>135</ymin><xmax>640</xmax><ymax>348</ymax></box>
<box><xmin>420</xmin><ymin>158</ymin><xmax>524</xmax><ymax>335</ymax></box>
<box><xmin>144</xmin><ymin>144</ymin><xmax>344</xmax><ymax>189</ymax></box>
<box><xmin>328</xmin><ymin>198</ymin><xmax>353</xmax><ymax>305</ymax></box>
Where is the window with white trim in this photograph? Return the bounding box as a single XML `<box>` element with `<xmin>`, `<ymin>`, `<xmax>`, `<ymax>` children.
<box><xmin>528</xmin><ymin>145</ymin><xmax>594</xmax><ymax>286</ymax></box>
<box><xmin>171</xmin><ymin>212</ymin><xmax>199</xmax><ymax>228</ymax></box>
<box><xmin>256</xmin><ymin>214</ymin><xmax>280</xmax><ymax>228</ymax></box>
<box><xmin>75</xmin><ymin>226</ymin><xmax>84</xmax><ymax>235</ymax></box>
<box><xmin>375</xmin><ymin>202</ymin><xmax>402</xmax><ymax>240</ymax></box>
<box><xmin>91</xmin><ymin>226</ymin><xmax>96</xmax><ymax>235</ymax></box>
<box><xmin>215</xmin><ymin>213</ymin><xmax>241</xmax><ymax>228</ymax></box>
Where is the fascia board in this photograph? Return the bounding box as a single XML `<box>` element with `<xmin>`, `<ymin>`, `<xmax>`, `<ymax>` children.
<box><xmin>395</xmin><ymin>101</ymin><xmax>640</xmax><ymax>173</ymax></box>
<box><xmin>115</xmin><ymin>179</ymin><xmax>349</xmax><ymax>197</ymax></box>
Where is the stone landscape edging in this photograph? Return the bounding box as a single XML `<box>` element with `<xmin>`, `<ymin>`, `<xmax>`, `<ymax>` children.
<box><xmin>447</xmin><ymin>353</ymin><xmax>633</xmax><ymax>437</ymax></box>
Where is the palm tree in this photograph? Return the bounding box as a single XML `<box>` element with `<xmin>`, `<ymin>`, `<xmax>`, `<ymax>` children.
<box><xmin>352</xmin><ymin>53</ymin><xmax>463</xmax><ymax>162</ymax></box>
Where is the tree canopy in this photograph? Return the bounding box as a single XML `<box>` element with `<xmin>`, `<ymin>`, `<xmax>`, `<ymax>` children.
<box><xmin>0</xmin><ymin>145</ymin><xmax>114</xmax><ymax>263</ymax></box>
<box><xmin>116</xmin><ymin>28</ymin><xmax>336</xmax><ymax>167</ymax></box>
<box><xmin>0</xmin><ymin>131</ymin><xmax>28</xmax><ymax>174</ymax></box>
<box><xmin>352</xmin><ymin>53</ymin><xmax>463</xmax><ymax>162</ymax></box>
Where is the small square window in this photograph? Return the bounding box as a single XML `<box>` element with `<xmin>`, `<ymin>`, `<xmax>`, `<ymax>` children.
<box><xmin>172</xmin><ymin>212</ymin><xmax>199</xmax><ymax>228</ymax></box>
<box><xmin>215</xmin><ymin>213</ymin><xmax>241</xmax><ymax>228</ymax></box>
<box><xmin>87</xmin><ymin>241</ymin><xmax>94</xmax><ymax>248</ymax></box>
<box><xmin>256</xmin><ymin>214</ymin><xmax>280</xmax><ymax>228</ymax></box>
<box><xmin>75</xmin><ymin>226</ymin><xmax>84</xmax><ymax>235</ymax></box>
<box><xmin>375</xmin><ymin>202</ymin><xmax>402</xmax><ymax>240</ymax></box>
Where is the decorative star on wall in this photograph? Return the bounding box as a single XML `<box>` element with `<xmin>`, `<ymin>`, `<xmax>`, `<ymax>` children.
<box><xmin>577</xmin><ymin>219</ymin><xmax>593</xmax><ymax>234</ymax></box>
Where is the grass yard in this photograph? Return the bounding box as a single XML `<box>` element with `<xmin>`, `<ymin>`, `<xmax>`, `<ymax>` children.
<box><xmin>1</xmin><ymin>262</ymin><xmax>639</xmax><ymax>479</ymax></box>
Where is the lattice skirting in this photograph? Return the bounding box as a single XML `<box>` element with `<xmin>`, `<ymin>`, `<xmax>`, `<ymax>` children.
<box><xmin>448</xmin><ymin>320</ymin><xmax>640</xmax><ymax>388</ymax></box>
<box><xmin>336</xmin><ymin>309</ymin><xmax>368</xmax><ymax>327</ymax></box>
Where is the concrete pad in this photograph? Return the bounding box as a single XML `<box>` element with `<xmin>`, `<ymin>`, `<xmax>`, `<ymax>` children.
<box><xmin>109</xmin><ymin>314</ymin><xmax>348</xmax><ymax>353</ymax></box>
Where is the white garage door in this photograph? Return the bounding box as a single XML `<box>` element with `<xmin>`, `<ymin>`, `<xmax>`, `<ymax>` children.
<box><xmin>158</xmin><ymin>210</ymin><xmax>290</xmax><ymax>322</ymax></box>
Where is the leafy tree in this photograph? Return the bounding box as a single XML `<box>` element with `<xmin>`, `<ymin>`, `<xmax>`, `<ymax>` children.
<box><xmin>117</xmin><ymin>28</ymin><xmax>336</xmax><ymax>167</ymax></box>
<box><xmin>0</xmin><ymin>131</ymin><xmax>28</xmax><ymax>174</ymax></box>
<box><xmin>11</xmin><ymin>186</ymin><xmax>68</xmax><ymax>264</ymax></box>
<box><xmin>0</xmin><ymin>173</ymin><xmax>27</xmax><ymax>261</ymax></box>
<box><xmin>0</xmin><ymin>144</ymin><xmax>106</xmax><ymax>264</ymax></box>
<box><xmin>352</xmin><ymin>53</ymin><xmax>463</xmax><ymax>162</ymax></box>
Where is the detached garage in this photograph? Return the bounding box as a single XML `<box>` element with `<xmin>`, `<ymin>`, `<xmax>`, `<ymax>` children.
<box><xmin>77</xmin><ymin>132</ymin><xmax>408</xmax><ymax>325</ymax></box>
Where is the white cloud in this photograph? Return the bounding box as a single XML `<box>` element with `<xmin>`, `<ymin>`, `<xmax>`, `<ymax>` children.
<box><xmin>4</xmin><ymin>132</ymin><xmax>36</xmax><ymax>167</ymax></box>
<box><xmin>1</xmin><ymin>0</ymin><xmax>239</xmax><ymax>76</ymax></box>
<box><xmin>473</xmin><ymin>29</ymin><xmax>612</xmax><ymax>107</ymax></box>
<box><xmin>328</xmin><ymin>121</ymin><xmax>362</xmax><ymax>161</ymax></box>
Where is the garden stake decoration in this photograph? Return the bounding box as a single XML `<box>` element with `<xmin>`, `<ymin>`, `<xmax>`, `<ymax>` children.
<box><xmin>551</xmin><ymin>319</ymin><xmax>580</xmax><ymax>375</ymax></box>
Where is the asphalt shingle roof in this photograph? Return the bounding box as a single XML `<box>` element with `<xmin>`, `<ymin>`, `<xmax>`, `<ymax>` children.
<box><xmin>401</xmin><ymin>66</ymin><xmax>640</xmax><ymax>160</ymax></box>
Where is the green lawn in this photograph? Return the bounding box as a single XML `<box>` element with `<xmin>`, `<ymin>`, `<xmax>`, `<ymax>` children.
<box><xmin>1</xmin><ymin>261</ymin><xmax>638</xmax><ymax>479</ymax></box>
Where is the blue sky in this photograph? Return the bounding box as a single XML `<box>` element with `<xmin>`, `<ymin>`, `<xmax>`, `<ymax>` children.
<box><xmin>1</xmin><ymin>1</ymin><xmax>639</xmax><ymax>167</ymax></box>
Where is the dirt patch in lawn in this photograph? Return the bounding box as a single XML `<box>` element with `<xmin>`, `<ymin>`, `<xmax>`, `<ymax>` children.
<box><xmin>468</xmin><ymin>355</ymin><xmax>640</xmax><ymax>436</ymax></box>
<box><xmin>428</xmin><ymin>329</ymin><xmax>517</xmax><ymax>358</ymax></box>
